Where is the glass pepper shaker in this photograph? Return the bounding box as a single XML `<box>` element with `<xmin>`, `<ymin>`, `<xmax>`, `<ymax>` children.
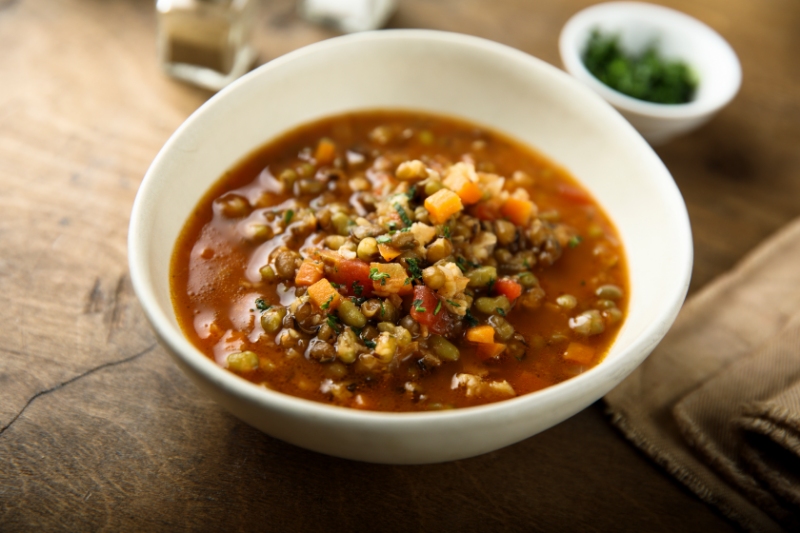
<box><xmin>156</xmin><ymin>0</ymin><xmax>257</xmax><ymax>91</ymax></box>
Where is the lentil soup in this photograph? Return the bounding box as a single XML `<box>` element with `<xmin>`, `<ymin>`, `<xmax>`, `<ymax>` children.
<box><xmin>170</xmin><ymin>110</ymin><xmax>628</xmax><ymax>412</ymax></box>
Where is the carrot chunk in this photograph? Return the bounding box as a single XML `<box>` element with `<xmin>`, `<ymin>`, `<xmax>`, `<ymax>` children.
<box><xmin>501</xmin><ymin>197</ymin><xmax>534</xmax><ymax>226</ymax></box>
<box><xmin>443</xmin><ymin>173</ymin><xmax>483</xmax><ymax>205</ymax></box>
<box><xmin>295</xmin><ymin>259</ymin><xmax>324</xmax><ymax>286</ymax></box>
<box><xmin>307</xmin><ymin>278</ymin><xmax>342</xmax><ymax>311</ymax></box>
<box><xmin>424</xmin><ymin>189</ymin><xmax>463</xmax><ymax>225</ymax></box>
<box><xmin>563</xmin><ymin>342</ymin><xmax>595</xmax><ymax>365</ymax></box>
<box><xmin>476</xmin><ymin>342</ymin><xmax>507</xmax><ymax>360</ymax></box>
<box><xmin>314</xmin><ymin>137</ymin><xmax>336</xmax><ymax>166</ymax></box>
<box><xmin>466</xmin><ymin>325</ymin><xmax>496</xmax><ymax>344</ymax></box>
<box><xmin>377</xmin><ymin>243</ymin><xmax>402</xmax><ymax>261</ymax></box>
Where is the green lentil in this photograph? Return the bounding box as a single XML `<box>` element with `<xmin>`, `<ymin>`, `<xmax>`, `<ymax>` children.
<box><xmin>337</xmin><ymin>299</ymin><xmax>367</xmax><ymax>328</ymax></box>
<box><xmin>429</xmin><ymin>335</ymin><xmax>459</xmax><ymax>362</ymax></box>
<box><xmin>466</xmin><ymin>266</ymin><xmax>497</xmax><ymax>288</ymax></box>
<box><xmin>227</xmin><ymin>351</ymin><xmax>259</xmax><ymax>373</ymax></box>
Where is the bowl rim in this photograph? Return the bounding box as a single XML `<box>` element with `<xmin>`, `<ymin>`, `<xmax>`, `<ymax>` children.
<box><xmin>559</xmin><ymin>1</ymin><xmax>742</xmax><ymax>119</ymax></box>
<box><xmin>129</xmin><ymin>28</ymin><xmax>693</xmax><ymax>428</ymax></box>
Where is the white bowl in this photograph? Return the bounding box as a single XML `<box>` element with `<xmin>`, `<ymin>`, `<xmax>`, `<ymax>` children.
<box><xmin>129</xmin><ymin>29</ymin><xmax>692</xmax><ymax>464</ymax></box>
<box><xmin>559</xmin><ymin>2</ymin><xmax>741</xmax><ymax>145</ymax></box>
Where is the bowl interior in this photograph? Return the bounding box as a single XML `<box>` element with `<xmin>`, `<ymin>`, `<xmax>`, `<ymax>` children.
<box><xmin>560</xmin><ymin>1</ymin><xmax>741</xmax><ymax>118</ymax></box>
<box><xmin>130</xmin><ymin>30</ymin><xmax>691</xmax><ymax>425</ymax></box>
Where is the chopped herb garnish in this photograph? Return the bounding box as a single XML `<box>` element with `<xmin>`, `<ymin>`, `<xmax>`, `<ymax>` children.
<box><xmin>363</xmin><ymin>338</ymin><xmax>377</xmax><ymax>349</ymax></box>
<box><xmin>320</xmin><ymin>295</ymin><xmax>334</xmax><ymax>310</ymax></box>
<box><xmin>283</xmin><ymin>209</ymin><xmax>294</xmax><ymax>225</ymax></box>
<box><xmin>353</xmin><ymin>280</ymin><xmax>363</xmax><ymax>297</ymax></box>
<box><xmin>376</xmin><ymin>235</ymin><xmax>392</xmax><ymax>244</ymax></box>
<box><xmin>434</xmin><ymin>300</ymin><xmax>442</xmax><ymax>315</ymax></box>
<box><xmin>369</xmin><ymin>267</ymin><xmax>390</xmax><ymax>285</ymax></box>
<box><xmin>329</xmin><ymin>281</ymin><xmax>341</xmax><ymax>288</ymax></box>
<box><xmin>568</xmin><ymin>235</ymin><xmax>583</xmax><ymax>248</ymax></box>
<box><xmin>465</xmin><ymin>309</ymin><xmax>479</xmax><ymax>327</ymax></box>
<box><xmin>394</xmin><ymin>202</ymin><xmax>413</xmax><ymax>227</ymax></box>
<box><xmin>496</xmin><ymin>307</ymin><xmax>506</xmax><ymax>316</ymax></box>
<box><xmin>406</xmin><ymin>185</ymin><xmax>417</xmax><ymax>199</ymax></box>
<box><xmin>255</xmin><ymin>298</ymin><xmax>271</xmax><ymax>312</ymax></box>
<box><xmin>412</xmin><ymin>299</ymin><xmax>426</xmax><ymax>313</ymax></box>
<box><xmin>443</xmin><ymin>225</ymin><xmax>451</xmax><ymax>239</ymax></box>
<box><xmin>522</xmin><ymin>259</ymin><xmax>530</xmax><ymax>268</ymax></box>
<box><xmin>326</xmin><ymin>315</ymin><xmax>341</xmax><ymax>332</ymax></box>
<box><xmin>380</xmin><ymin>303</ymin><xmax>386</xmax><ymax>317</ymax></box>
<box><xmin>487</xmin><ymin>277</ymin><xmax>496</xmax><ymax>294</ymax></box>
<box><xmin>403</xmin><ymin>277</ymin><xmax>412</xmax><ymax>286</ymax></box>
<box><xmin>455</xmin><ymin>256</ymin><xmax>468</xmax><ymax>273</ymax></box>
<box><xmin>406</xmin><ymin>257</ymin><xmax>423</xmax><ymax>280</ymax></box>
<box><xmin>446</xmin><ymin>299</ymin><xmax>461</xmax><ymax>308</ymax></box>
<box><xmin>388</xmin><ymin>221</ymin><xmax>397</xmax><ymax>231</ymax></box>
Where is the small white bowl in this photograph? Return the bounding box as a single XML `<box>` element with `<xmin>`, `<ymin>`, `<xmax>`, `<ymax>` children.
<box><xmin>129</xmin><ymin>30</ymin><xmax>692</xmax><ymax>464</ymax></box>
<box><xmin>560</xmin><ymin>2</ymin><xmax>741</xmax><ymax>145</ymax></box>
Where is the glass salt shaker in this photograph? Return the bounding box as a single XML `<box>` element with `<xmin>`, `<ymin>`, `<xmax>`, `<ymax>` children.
<box><xmin>156</xmin><ymin>0</ymin><xmax>257</xmax><ymax>91</ymax></box>
<box><xmin>298</xmin><ymin>0</ymin><xmax>397</xmax><ymax>33</ymax></box>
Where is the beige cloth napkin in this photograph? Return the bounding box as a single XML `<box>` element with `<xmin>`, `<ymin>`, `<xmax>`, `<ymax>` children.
<box><xmin>605</xmin><ymin>218</ymin><xmax>800</xmax><ymax>532</ymax></box>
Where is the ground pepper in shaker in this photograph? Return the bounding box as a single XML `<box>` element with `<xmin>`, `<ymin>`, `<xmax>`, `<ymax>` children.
<box><xmin>156</xmin><ymin>0</ymin><xmax>257</xmax><ymax>91</ymax></box>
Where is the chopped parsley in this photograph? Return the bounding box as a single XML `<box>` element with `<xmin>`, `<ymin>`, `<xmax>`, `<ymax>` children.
<box><xmin>412</xmin><ymin>299</ymin><xmax>426</xmax><ymax>313</ymax></box>
<box><xmin>446</xmin><ymin>299</ymin><xmax>461</xmax><ymax>308</ymax></box>
<box><xmin>403</xmin><ymin>277</ymin><xmax>412</xmax><ymax>286</ymax></box>
<box><xmin>326</xmin><ymin>315</ymin><xmax>341</xmax><ymax>332</ymax></box>
<box><xmin>406</xmin><ymin>257</ymin><xmax>423</xmax><ymax>280</ymax></box>
<box><xmin>406</xmin><ymin>185</ymin><xmax>417</xmax><ymax>199</ymax></box>
<box><xmin>443</xmin><ymin>225</ymin><xmax>451</xmax><ymax>239</ymax></box>
<box><xmin>387</xmin><ymin>221</ymin><xmax>397</xmax><ymax>231</ymax></box>
<box><xmin>283</xmin><ymin>209</ymin><xmax>294</xmax><ymax>225</ymax></box>
<box><xmin>329</xmin><ymin>281</ymin><xmax>341</xmax><ymax>288</ymax></box>
<box><xmin>320</xmin><ymin>295</ymin><xmax>334</xmax><ymax>310</ymax></box>
<box><xmin>568</xmin><ymin>235</ymin><xmax>583</xmax><ymax>248</ymax></box>
<box><xmin>465</xmin><ymin>309</ymin><xmax>479</xmax><ymax>327</ymax></box>
<box><xmin>455</xmin><ymin>256</ymin><xmax>469</xmax><ymax>273</ymax></box>
<box><xmin>254</xmin><ymin>298</ymin><xmax>271</xmax><ymax>312</ymax></box>
<box><xmin>363</xmin><ymin>338</ymin><xmax>377</xmax><ymax>349</ymax></box>
<box><xmin>352</xmin><ymin>280</ymin><xmax>363</xmax><ymax>297</ymax></box>
<box><xmin>434</xmin><ymin>300</ymin><xmax>442</xmax><ymax>315</ymax></box>
<box><xmin>394</xmin><ymin>202</ymin><xmax>413</xmax><ymax>227</ymax></box>
<box><xmin>369</xmin><ymin>267</ymin><xmax>390</xmax><ymax>285</ymax></box>
<box><xmin>376</xmin><ymin>235</ymin><xmax>392</xmax><ymax>244</ymax></box>
<box><xmin>496</xmin><ymin>307</ymin><xmax>506</xmax><ymax>317</ymax></box>
<box><xmin>487</xmin><ymin>277</ymin><xmax>496</xmax><ymax>294</ymax></box>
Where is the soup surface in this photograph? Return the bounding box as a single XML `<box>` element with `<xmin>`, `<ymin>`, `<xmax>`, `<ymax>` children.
<box><xmin>171</xmin><ymin>110</ymin><xmax>627</xmax><ymax>411</ymax></box>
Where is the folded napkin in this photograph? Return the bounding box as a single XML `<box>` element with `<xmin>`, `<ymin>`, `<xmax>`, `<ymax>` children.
<box><xmin>605</xmin><ymin>218</ymin><xmax>800</xmax><ymax>533</ymax></box>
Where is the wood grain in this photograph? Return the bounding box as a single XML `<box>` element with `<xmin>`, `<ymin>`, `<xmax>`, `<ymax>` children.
<box><xmin>1</xmin><ymin>0</ymin><xmax>797</xmax><ymax>530</ymax></box>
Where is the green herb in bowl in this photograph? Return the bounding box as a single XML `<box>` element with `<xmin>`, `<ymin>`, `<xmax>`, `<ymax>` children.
<box><xmin>582</xmin><ymin>29</ymin><xmax>697</xmax><ymax>104</ymax></box>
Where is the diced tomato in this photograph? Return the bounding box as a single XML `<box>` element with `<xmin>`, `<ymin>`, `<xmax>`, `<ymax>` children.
<box><xmin>493</xmin><ymin>278</ymin><xmax>523</xmax><ymax>302</ymax></box>
<box><xmin>329</xmin><ymin>258</ymin><xmax>373</xmax><ymax>297</ymax></box>
<box><xmin>409</xmin><ymin>285</ymin><xmax>450</xmax><ymax>335</ymax></box>
<box><xmin>557</xmin><ymin>183</ymin><xmax>593</xmax><ymax>205</ymax></box>
<box><xmin>469</xmin><ymin>200</ymin><xmax>501</xmax><ymax>221</ymax></box>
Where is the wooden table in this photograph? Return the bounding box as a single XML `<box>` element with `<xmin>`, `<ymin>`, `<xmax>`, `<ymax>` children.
<box><xmin>1</xmin><ymin>0</ymin><xmax>797</xmax><ymax>530</ymax></box>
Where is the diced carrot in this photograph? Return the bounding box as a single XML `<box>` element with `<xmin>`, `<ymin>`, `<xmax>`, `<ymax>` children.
<box><xmin>516</xmin><ymin>371</ymin><xmax>550</xmax><ymax>392</ymax></box>
<box><xmin>563</xmin><ymin>342</ymin><xmax>595</xmax><ymax>365</ymax></box>
<box><xmin>307</xmin><ymin>278</ymin><xmax>342</xmax><ymax>312</ymax></box>
<box><xmin>501</xmin><ymin>197</ymin><xmax>534</xmax><ymax>226</ymax></box>
<box><xmin>557</xmin><ymin>184</ymin><xmax>593</xmax><ymax>205</ymax></box>
<box><xmin>443</xmin><ymin>173</ymin><xmax>483</xmax><ymax>205</ymax></box>
<box><xmin>327</xmin><ymin>258</ymin><xmax>373</xmax><ymax>297</ymax></box>
<box><xmin>377</xmin><ymin>243</ymin><xmax>402</xmax><ymax>261</ymax></box>
<box><xmin>369</xmin><ymin>262</ymin><xmax>412</xmax><ymax>295</ymax></box>
<box><xmin>493</xmin><ymin>278</ymin><xmax>523</xmax><ymax>302</ymax></box>
<box><xmin>294</xmin><ymin>259</ymin><xmax>324</xmax><ymax>286</ymax></box>
<box><xmin>476</xmin><ymin>342</ymin><xmax>506</xmax><ymax>360</ymax></box>
<box><xmin>314</xmin><ymin>138</ymin><xmax>336</xmax><ymax>166</ymax></box>
<box><xmin>424</xmin><ymin>188</ymin><xmax>463</xmax><ymax>225</ymax></box>
<box><xmin>466</xmin><ymin>325</ymin><xmax>496</xmax><ymax>344</ymax></box>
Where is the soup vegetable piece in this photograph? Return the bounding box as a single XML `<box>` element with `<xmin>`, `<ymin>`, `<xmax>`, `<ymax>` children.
<box><xmin>582</xmin><ymin>29</ymin><xmax>697</xmax><ymax>104</ymax></box>
<box><xmin>171</xmin><ymin>111</ymin><xmax>628</xmax><ymax>411</ymax></box>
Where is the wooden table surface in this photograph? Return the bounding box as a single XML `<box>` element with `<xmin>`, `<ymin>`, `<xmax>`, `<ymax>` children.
<box><xmin>2</xmin><ymin>0</ymin><xmax>798</xmax><ymax>531</ymax></box>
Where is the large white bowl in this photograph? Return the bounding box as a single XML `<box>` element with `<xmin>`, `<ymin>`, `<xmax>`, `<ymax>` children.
<box><xmin>560</xmin><ymin>2</ymin><xmax>741</xmax><ymax>145</ymax></box>
<box><xmin>129</xmin><ymin>30</ymin><xmax>692</xmax><ymax>464</ymax></box>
